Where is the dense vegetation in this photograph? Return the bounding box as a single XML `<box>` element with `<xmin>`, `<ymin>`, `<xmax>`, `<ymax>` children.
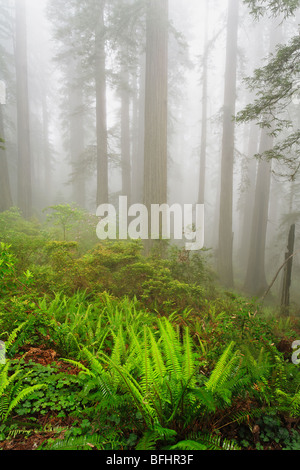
<box><xmin>0</xmin><ymin>206</ymin><xmax>299</xmax><ymax>451</ymax></box>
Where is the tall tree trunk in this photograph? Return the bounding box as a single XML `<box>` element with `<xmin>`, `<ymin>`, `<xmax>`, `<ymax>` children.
<box><xmin>238</xmin><ymin>122</ymin><xmax>258</xmax><ymax>272</ymax></box>
<box><xmin>15</xmin><ymin>0</ymin><xmax>32</xmax><ymax>218</ymax></box>
<box><xmin>131</xmin><ymin>54</ymin><xmax>145</xmax><ymax>205</ymax></box>
<box><xmin>243</xmin><ymin>22</ymin><xmax>281</xmax><ymax>296</ymax></box>
<box><xmin>244</xmin><ymin>129</ymin><xmax>273</xmax><ymax>295</ymax></box>
<box><xmin>198</xmin><ymin>2</ymin><xmax>209</xmax><ymax>205</ymax></box>
<box><xmin>218</xmin><ymin>0</ymin><xmax>239</xmax><ymax>287</ymax></box>
<box><xmin>143</xmin><ymin>0</ymin><xmax>168</xmax><ymax>251</ymax></box>
<box><xmin>95</xmin><ymin>0</ymin><xmax>108</xmax><ymax>207</ymax></box>
<box><xmin>120</xmin><ymin>63</ymin><xmax>131</xmax><ymax>203</ymax></box>
<box><xmin>42</xmin><ymin>93</ymin><xmax>51</xmax><ymax>207</ymax></box>
<box><xmin>68</xmin><ymin>68</ymin><xmax>85</xmax><ymax>208</ymax></box>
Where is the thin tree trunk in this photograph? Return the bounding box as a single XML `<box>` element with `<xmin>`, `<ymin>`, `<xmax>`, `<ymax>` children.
<box><xmin>15</xmin><ymin>0</ymin><xmax>32</xmax><ymax>218</ymax></box>
<box><xmin>281</xmin><ymin>224</ymin><xmax>295</xmax><ymax>313</ymax></box>
<box><xmin>218</xmin><ymin>0</ymin><xmax>239</xmax><ymax>287</ymax></box>
<box><xmin>0</xmin><ymin>103</ymin><xmax>13</xmax><ymax>212</ymax></box>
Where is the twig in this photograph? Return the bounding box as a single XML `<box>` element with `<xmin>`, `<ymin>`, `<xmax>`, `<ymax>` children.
<box><xmin>260</xmin><ymin>249</ymin><xmax>300</xmax><ymax>303</ymax></box>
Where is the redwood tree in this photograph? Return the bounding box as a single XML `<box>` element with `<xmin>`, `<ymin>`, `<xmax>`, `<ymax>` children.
<box><xmin>218</xmin><ymin>0</ymin><xmax>239</xmax><ymax>287</ymax></box>
<box><xmin>143</xmin><ymin>0</ymin><xmax>169</xmax><ymax>249</ymax></box>
<box><xmin>15</xmin><ymin>0</ymin><xmax>32</xmax><ymax>218</ymax></box>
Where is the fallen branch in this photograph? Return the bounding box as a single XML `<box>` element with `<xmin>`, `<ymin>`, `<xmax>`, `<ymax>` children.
<box><xmin>261</xmin><ymin>249</ymin><xmax>300</xmax><ymax>303</ymax></box>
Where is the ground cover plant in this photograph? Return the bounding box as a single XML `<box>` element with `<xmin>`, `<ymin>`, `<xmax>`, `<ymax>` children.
<box><xmin>0</xmin><ymin>207</ymin><xmax>299</xmax><ymax>451</ymax></box>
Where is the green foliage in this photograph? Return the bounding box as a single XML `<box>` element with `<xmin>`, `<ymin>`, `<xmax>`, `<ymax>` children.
<box><xmin>238</xmin><ymin>411</ymin><xmax>300</xmax><ymax>450</ymax></box>
<box><xmin>243</xmin><ymin>0</ymin><xmax>300</xmax><ymax>18</ymax></box>
<box><xmin>1</xmin><ymin>210</ymin><xmax>300</xmax><ymax>450</ymax></box>
<box><xmin>43</xmin><ymin>204</ymin><xmax>86</xmax><ymax>241</ymax></box>
<box><xmin>0</xmin><ymin>334</ymin><xmax>46</xmax><ymax>423</ymax></box>
<box><xmin>0</xmin><ymin>208</ymin><xmax>46</xmax><ymax>272</ymax></box>
<box><xmin>40</xmin><ymin>432</ymin><xmax>122</xmax><ymax>450</ymax></box>
<box><xmin>13</xmin><ymin>362</ymin><xmax>84</xmax><ymax>417</ymax></box>
<box><xmin>0</xmin><ymin>242</ymin><xmax>17</xmax><ymax>294</ymax></box>
<box><xmin>237</xmin><ymin>3</ymin><xmax>300</xmax><ymax>178</ymax></box>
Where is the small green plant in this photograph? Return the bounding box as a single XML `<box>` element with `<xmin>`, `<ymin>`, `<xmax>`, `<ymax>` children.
<box><xmin>43</xmin><ymin>204</ymin><xmax>85</xmax><ymax>241</ymax></box>
<box><xmin>0</xmin><ymin>330</ymin><xmax>46</xmax><ymax>423</ymax></box>
<box><xmin>14</xmin><ymin>362</ymin><xmax>84</xmax><ymax>417</ymax></box>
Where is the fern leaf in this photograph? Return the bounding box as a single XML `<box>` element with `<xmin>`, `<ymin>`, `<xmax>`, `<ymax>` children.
<box><xmin>148</xmin><ymin>328</ymin><xmax>166</xmax><ymax>380</ymax></box>
<box><xmin>42</xmin><ymin>434</ymin><xmax>110</xmax><ymax>450</ymax></box>
<box><xmin>188</xmin><ymin>387</ymin><xmax>216</xmax><ymax>413</ymax></box>
<box><xmin>169</xmin><ymin>440</ymin><xmax>207</xmax><ymax>450</ymax></box>
<box><xmin>206</xmin><ymin>341</ymin><xmax>238</xmax><ymax>392</ymax></box>
<box><xmin>136</xmin><ymin>430</ymin><xmax>159</xmax><ymax>450</ymax></box>
<box><xmin>3</xmin><ymin>384</ymin><xmax>46</xmax><ymax>422</ymax></box>
<box><xmin>183</xmin><ymin>326</ymin><xmax>195</xmax><ymax>383</ymax></box>
<box><xmin>99</xmin><ymin>352</ymin><xmax>157</xmax><ymax>426</ymax></box>
<box><xmin>158</xmin><ymin>319</ymin><xmax>181</xmax><ymax>378</ymax></box>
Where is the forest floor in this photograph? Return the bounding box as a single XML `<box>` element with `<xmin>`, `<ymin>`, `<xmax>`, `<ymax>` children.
<box><xmin>1</xmin><ymin>341</ymin><xmax>298</xmax><ymax>451</ymax></box>
<box><xmin>1</xmin><ymin>207</ymin><xmax>300</xmax><ymax>451</ymax></box>
<box><xmin>0</xmin><ymin>347</ymin><xmax>80</xmax><ymax>450</ymax></box>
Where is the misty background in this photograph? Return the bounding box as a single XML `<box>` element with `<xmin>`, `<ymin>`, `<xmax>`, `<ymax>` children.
<box><xmin>1</xmin><ymin>0</ymin><xmax>300</xmax><ymax>308</ymax></box>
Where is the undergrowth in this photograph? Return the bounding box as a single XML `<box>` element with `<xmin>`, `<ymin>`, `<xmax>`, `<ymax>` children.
<box><xmin>0</xmin><ymin>206</ymin><xmax>299</xmax><ymax>451</ymax></box>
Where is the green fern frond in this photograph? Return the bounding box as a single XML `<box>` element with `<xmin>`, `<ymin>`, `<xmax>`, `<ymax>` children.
<box><xmin>136</xmin><ymin>430</ymin><xmax>160</xmax><ymax>450</ymax></box>
<box><xmin>276</xmin><ymin>389</ymin><xmax>300</xmax><ymax>417</ymax></box>
<box><xmin>1</xmin><ymin>322</ymin><xmax>28</xmax><ymax>352</ymax></box>
<box><xmin>110</xmin><ymin>326</ymin><xmax>127</xmax><ymax>367</ymax></box>
<box><xmin>183</xmin><ymin>326</ymin><xmax>195</xmax><ymax>383</ymax></box>
<box><xmin>205</xmin><ymin>341</ymin><xmax>239</xmax><ymax>393</ymax></box>
<box><xmin>148</xmin><ymin>328</ymin><xmax>166</xmax><ymax>381</ymax></box>
<box><xmin>61</xmin><ymin>358</ymin><xmax>95</xmax><ymax>377</ymax></box>
<box><xmin>79</xmin><ymin>349</ymin><xmax>116</xmax><ymax>398</ymax></box>
<box><xmin>0</xmin><ymin>362</ymin><xmax>23</xmax><ymax>396</ymax></box>
<box><xmin>205</xmin><ymin>434</ymin><xmax>241</xmax><ymax>450</ymax></box>
<box><xmin>158</xmin><ymin>319</ymin><xmax>181</xmax><ymax>378</ymax></box>
<box><xmin>188</xmin><ymin>387</ymin><xmax>216</xmax><ymax>413</ymax></box>
<box><xmin>187</xmin><ymin>433</ymin><xmax>241</xmax><ymax>450</ymax></box>
<box><xmin>42</xmin><ymin>434</ymin><xmax>113</xmax><ymax>450</ymax></box>
<box><xmin>99</xmin><ymin>352</ymin><xmax>157</xmax><ymax>427</ymax></box>
<box><xmin>169</xmin><ymin>439</ymin><xmax>207</xmax><ymax>450</ymax></box>
<box><xmin>229</xmin><ymin>406</ymin><xmax>268</xmax><ymax>426</ymax></box>
<box><xmin>3</xmin><ymin>384</ymin><xmax>46</xmax><ymax>422</ymax></box>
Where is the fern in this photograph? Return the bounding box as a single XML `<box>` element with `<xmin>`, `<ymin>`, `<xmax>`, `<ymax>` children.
<box><xmin>275</xmin><ymin>389</ymin><xmax>300</xmax><ymax>417</ymax></box>
<box><xmin>183</xmin><ymin>326</ymin><xmax>195</xmax><ymax>382</ymax></box>
<box><xmin>169</xmin><ymin>440</ymin><xmax>208</xmax><ymax>450</ymax></box>
<box><xmin>42</xmin><ymin>433</ymin><xmax>118</xmax><ymax>450</ymax></box>
<box><xmin>136</xmin><ymin>430</ymin><xmax>160</xmax><ymax>450</ymax></box>
<box><xmin>158</xmin><ymin>318</ymin><xmax>181</xmax><ymax>379</ymax></box>
<box><xmin>202</xmin><ymin>434</ymin><xmax>241</xmax><ymax>450</ymax></box>
<box><xmin>205</xmin><ymin>341</ymin><xmax>240</xmax><ymax>393</ymax></box>
<box><xmin>148</xmin><ymin>329</ymin><xmax>166</xmax><ymax>380</ymax></box>
<box><xmin>188</xmin><ymin>387</ymin><xmax>216</xmax><ymax>413</ymax></box>
<box><xmin>0</xmin><ymin>360</ymin><xmax>46</xmax><ymax>422</ymax></box>
<box><xmin>173</xmin><ymin>433</ymin><xmax>241</xmax><ymax>450</ymax></box>
<box><xmin>0</xmin><ymin>322</ymin><xmax>28</xmax><ymax>356</ymax></box>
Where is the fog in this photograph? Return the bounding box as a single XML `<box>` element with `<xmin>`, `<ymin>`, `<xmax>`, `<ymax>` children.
<box><xmin>1</xmin><ymin>0</ymin><xmax>300</xmax><ymax>307</ymax></box>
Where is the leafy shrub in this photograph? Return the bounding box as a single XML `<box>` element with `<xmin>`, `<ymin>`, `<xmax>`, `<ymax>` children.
<box><xmin>0</xmin><ymin>208</ymin><xmax>46</xmax><ymax>272</ymax></box>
